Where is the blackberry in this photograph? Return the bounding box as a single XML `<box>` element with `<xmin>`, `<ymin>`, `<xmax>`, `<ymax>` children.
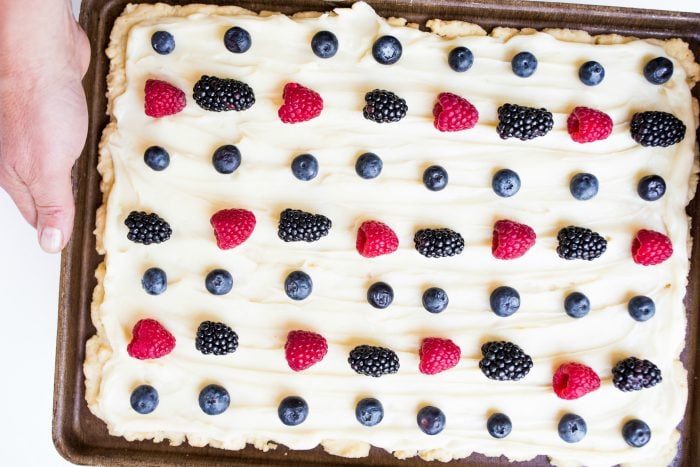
<box><xmin>125</xmin><ymin>211</ymin><xmax>172</xmax><ymax>245</ymax></box>
<box><xmin>630</xmin><ymin>111</ymin><xmax>686</xmax><ymax>147</ymax></box>
<box><xmin>414</xmin><ymin>228</ymin><xmax>464</xmax><ymax>258</ymax></box>
<box><xmin>557</xmin><ymin>226</ymin><xmax>607</xmax><ymax>261</ymax></box>
<box><xmin>496</xmin><ymin>103</ymin><xmax>553</xmax><ymax>140</ymax></box>
<box><xmin>195</xmin><ymin>321</ymin><xmax>238</xmax><ymax>355</ymax></box>
<box><xmin>363</xmin><ymin>89</ymin><xmax>407</xmax><ymax>123</ymax></box>
<box><xmin>479</xmin><ymin>341</ymin><xmax>533</xmax><ymax>381</ymax></box>
<box><xmin>193</xmin><ymin>75</ymin><xmax>255</xmax><ymax>112</ymax></box>
<box><xmin>278</xmin><ymin>209</ymin><xmax>331</xmax><ymax>242</ymax></box>
<box><xmin>348</xmin><ymin>345</ymin><xmax>399</xmax><ymax>377</ymax></box>
<box><xmin>612</xmin><ymin>357</ymin><xmax>662</xmax><ymax>392</ymax></box>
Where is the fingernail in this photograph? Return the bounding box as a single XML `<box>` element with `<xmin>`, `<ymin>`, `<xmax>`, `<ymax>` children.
<box><xmin>40</xmin><ymin>227</ymin><xmax>64</xmax><ymax>253</ymax></box>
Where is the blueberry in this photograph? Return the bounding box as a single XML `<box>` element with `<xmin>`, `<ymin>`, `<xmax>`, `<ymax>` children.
<box><xmin>486</xmin><ymin>413</ymin><xmax>512</xmax><ymax>439</ymax></box>
<box><xmin>144</xmin><ymin>146</ymin><xmax>170</xmax><ymax>171</ymax></box>
<box><xmin>490</xmin><ymin>286</ymin><xmax>520</xmax><ymax>317</ymax></box>
<box><xmin>311</xmin><ymin>30</ymin><xmax>338</xmax><ymax>59</ymax></box>
<box><xmin>570</xmin><ymin>173</ymin><xmax>598</xmax><ymax>200</ymax></box>
<box><xmin>291</xmin><ymin>154</ymin><xmax>318</xmax><ymax>181</ymax></box>
<box><xmin>151</xmin><ymin>31</ymin><xmax>175</xmax><ymax>55</ymax></box>
<box><xmin>355</xmin><ymin>152</ymin><xmax>383</xmax><ymax>179</ymax></box>
<box><xmin>579</xmin><ymin>61</ymin><xmax>605</xmax><ymax>86</ymax></box>
<box><xmin>372</xmin><ymin>35</ymin><xmax>402</xmax><ymax>65</ymax></box>
<box><xmin>628</xmin><ymin>295</ymin><xmax>655</xmax><ymax>322</ymax></box>
<box><xmin>205</xmin><ymin>269</ymin><xmax>233</xmax><ymax>295</ymax></box>
<box><xmin>417</xmin><ymin>406</ymin><xmax>446</xmax><ymax>435</ymax></box>
<box><xmin>422</xmin><ymin>287</ymin><xmax>449</xmax><ymax>314</ymax></box>
<box><xmin>141</xmin><ymin>267</ymin><xmax>167</xmax><ymax>295</ymax></box>
<box><xmin>355</xmin><ymin>398</ymin><xmax>384</xmax><ymax>427</ymax></box>
<box><xmin>284</xmin><ymin>271</ymin><xmax>312</xmax><ymax>301</ymax></box>
<box><xmin>212</xmin><ymin>145</ymin><xmax>241</xmax><ymax>174</ymax></box>
<box><xmin>130</xmin><ymin>385</ymin><xmax>158</xmax><ymax>414</ymax></box>
<box><xmin>564</xmin><ymin>292</ymin><xmax>590</xmax><ymax>318</ymax></box>
<box><xmin>448</xmin><ymin>46</ymin><xmax>474</xmax><ymax>72</ymax></box>
<box><xmin>638</xmin><ymin>175</ymin><xmax>666</xmax><ymax>201</ymax></box>
<box><xmin>423</xmin><ymin>165</ymin><xmax>448</xmax><ymax>191</ymax></box>
<box><xmin>622</xmin><ymin>419</ymin><xmax>651</xmax><ymax>447</ymax></box>
<box><xmin>492</xmin><ymin>169</ymin><xmax>521</xmax><ymax>197</ymax></box>
<box><xmin>558</xmin><ymin>413</ymin><xmax>587</xmax><ymax>443</ymax></box>
<box><xmin>198</xmin><ymin>384</ymin><xmax>230</xmax><ymax>415</ymax></box>
<box><xmin>643</xmin><ymin>57</ymin><xmax>673</xmax><ymax>85</ymax></box>
<box><xmin>278</xmin><ymin>396</ymin><xmax>308</xmax><ymax>426</ymax></box>
<box><xmin>224</xmin><ymin>26</ymin><xmax>251</xmax><ymax>53</ymax></box>
<box><xmin>511</xmin><ymin>52</ymin><xmax>537</xmax><ymax>78</ymax></box>
<box><xmin>367</xmin><ymin>282</ymin><xmax>394</xmax><ymax>309</ymax></box>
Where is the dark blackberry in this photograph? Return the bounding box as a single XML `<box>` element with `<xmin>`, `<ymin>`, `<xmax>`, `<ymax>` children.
<box><xmin>479</xmin><ymin>341</ymin><xmax>533</xmax><ymax>381</ymax></box>
<box><xmin>630</xmin><ymin>111</ymin><xmax>686</xmax><ymax>147</ymax></box>
<box><xmin>496</xmin><ymin>103</ymin><xmax>553</xmax><ymax>140</ymax></box>
<box><xmin>348</xmin><ymin>345</ymin><xmax>399</xmax><ymax>377</ymax></box>
<box><xmin>363</xmin><ymin>89</ymin><xmax>407</xmax><ymax>123</ymax></box>
<box><xmin>414</xmin><ymin>228</ymin><xmax>464</xmax><ymax>258</ymax></box>
<box><xmin>124</xmin><ymin>211</ymin><xmax>172</xmax><ymax>245</ymax></box>
<box><xmin>612</xmin><ymin>357</ymin><xmax>662</xmax><ymax>392</ymax></box>
<box><xmin>556</xmin><ymin>226</ymin><xmax>607</xmax><ymax>261</ymax></box>
<box><xmin>195</xmin><ymin>321</ymin><xmax>238</xmax><ymax>356</ymax></box>
<box><xmin>193</xmin><ymin>75</ymin><xmax>255</xmax><ymax>112</ymax></box>
<box><xmin>278</xmin><ymin>209</ymin><xmax>331</xmax><ymax>242</ymax></box>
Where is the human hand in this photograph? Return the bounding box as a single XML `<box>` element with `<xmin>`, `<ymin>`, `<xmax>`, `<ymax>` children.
<box><xmin>0</xmin><ymin>0</ymin><xmax>90</xmax><ymax>253</ymax></box>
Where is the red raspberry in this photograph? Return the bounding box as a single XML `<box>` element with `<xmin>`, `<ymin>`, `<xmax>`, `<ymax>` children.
<box><xmin>632</xmin><ymin>229</ymin><xmax>673</xmax><ymax>265</ymax></box>
<box><xmin>567</xmin><ymin>106</ymin><xmax>613</xmax><ymax>143</ymax></box>
<box><xmin>278</xmin><ymin>82</ymin><xmax>323</xmax><ymax>123</ymax></box>
<box><xmin>552</xmin><ymin>362</ymin><xmax>601</xmax><ymax>400</ymax></box>
<box><xmin>433</xmin><ymin>92</ymin><xmax>479</xmax><ymax>132</ymax></box>
<box><xmin>419</xmin><ymin>337</ymin><xmax>461</xmax><ymax>375</ymax></box>
<box><xmin>210</xmin><ymin>208</ymin><xmax>256</xmax><ymax>250</ymax></box>
<box><xmin>127</xmin><ymin>319</ymin><xmax>176</xmax><ymax>360</ymax></box>
<box><xmin>144</xmin><ymin>79</ymin><xmax>186</xmax><ymax>118</ymax></box>
<box><xmin>356</xmin><ymin>220</ymin><xmax>399</xmax><ymax>258</ymax></box>
<box><xmin>284</xmin><ymin>330</ymin><xmax>328</xmax><ymax>371</ymax></box>
<box><xmin>492</xmin><ymin>219</ymin><xmax>536</xmax><ymax>260</ymax></box>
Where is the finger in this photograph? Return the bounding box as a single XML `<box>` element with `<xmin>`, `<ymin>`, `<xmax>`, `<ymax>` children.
<box><xmin>0</xmin><ymin>170</ymin><xmax>38</xmax><ymax>227</ymax></box>
<box><xmin>27</xmin><ymin>166</ymin><xmax>75</xmax><ymax>253</ymax></box>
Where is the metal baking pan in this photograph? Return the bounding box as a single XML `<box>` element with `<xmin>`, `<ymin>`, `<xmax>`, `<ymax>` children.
<box><xmin>54</xmin><ymin>0</ymin><xmax>700</xmax><ymax>465</ymax></box>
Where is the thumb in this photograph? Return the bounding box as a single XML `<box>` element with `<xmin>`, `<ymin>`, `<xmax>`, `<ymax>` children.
<box><xmin>27</xmin><ymin>166</ymin><xmax>75</xmax><ymax>254</ymax></box>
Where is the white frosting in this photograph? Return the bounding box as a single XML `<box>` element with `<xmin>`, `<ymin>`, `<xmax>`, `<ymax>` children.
<box><xmin>88</xmin><ymin>2</ymin><xmax>698</xmax><ymax>466</ymax></box>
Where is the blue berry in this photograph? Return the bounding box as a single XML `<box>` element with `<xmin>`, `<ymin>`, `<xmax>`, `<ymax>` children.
<box><xmin>511</xmin><ymin>52</ymin><xmax>537</xmax><ymax>78</ymax></box>
<box><xmin>486</xmin><ymin>413</ymin><xmax>512</xmax><ymax>439</ymax></box>
<box><xmin>367</xmin><ymin>282</ymin><xmax>393</xmax><ymax>309</ymax></box>
<box><xmin>151</xmin><ymin>31</ymin><xmax>175</xmax><ymax>55</ymax></box>
<box><xmin>564</xmin><ymin>292</ymin><xmax>590</xmax><ymax>318</ymax></box>
<box><xmin>144</xmin><ymin>146</ymin><xmax>170</xmax><ymax>171</ymax></box>
<box><xmin>643</xmin><ymin>57</ymin><xmax>673</xmax><ymax>85</ymax></box>
<box><xmin>224</xmin><ymin>26</ymin><xmax>251</xmax><ymax>53</ymax></box>
<box><xmin>355</xmin><ymin>152</ymin><xmax>383</xmax><ymax>179</ymax></box>
<box><xmin>372</xmin><ymin>35</ymin><xmax>402</xmax><ymax>65</ymax></box>
<box><xmin>622</xmin><ymin>419</ymin><xmax>651</xmax><ymax>447</ymax></box>
<box><xmin>355</xmin><ymin>398</ymin><xmax>384</xmax><ymax>426</ymax></box>
<box><xmin>212</xmin><ymin>145</ymin><xmax>241</xmax><ymax>174</ymax></box>
<box><xmin>284</xmin><ymin>271</ymin><xmax>312</xmax><ymax>301</ymax></box>
<box><xmin>492</xmin><ymin>169</ymin><xmax>520</xmax><ymax>197</ymax></box>
<box><xmin>448</xmin><ymin>46</ymin><xmax>474</xmax><ymax>72</ymax></box>
<box><xmin>558</xmin><ymin>413</ymin><xmax>587</xmax><ymax>443</ymax></box>
<box><xmin>311</xmin><ymin>30</ymin><xmax>338</xmax><ymax>59</ymax></box>
<box><xmin>417</xmin><ymin>406</ymin><xmax>445</xmax><ymax>435</ymax></box>
<box><xmin>205</xmin><ymin>269</ymin><xmax>233</xmax><ymax>295</ymax></box>
<box><xmin>579</xmin><ymin>61</ymin><xmax>605</xmax><ymax>86</ymax></box>
<box><xmin>570</xmin><ymin>173</ymin><xmax>598</xmax><ymax>200</ymax></box>
<box><xmin>490</xmin><ymin>286</ymin><xmax>520</xmax><ymax>317</ymax></box>
<box><xmin>423</xmin><ymin>165</ymin><xmax>448</xmax><ymax>191</ymax></box>
<box><xmin>141</xmin><ymin>267</ymin><xmax>167</xmax><ymax>295</ymax></box>
<box><xmin>291</xmin><ymin>154</ymin><xmax>318</xmax><ymax>181</ymax></box>
<box><xmin>278</xmin><ymin>396</ymin><xmax>308</xmax><ymax>426</ymax></box>
<box><xmin>422</xmin><ymin>287</ymin><xmax>448</xmax><ymax>314</ymax></box>
<box><xmin>638</xmin><ymin>175</ymin><xmax>666</xmax><ymax>201</ymax></box>
<box><xmin>628</xmin><ymin>295</ymin><xmax>655</xmax><ymax>322</ymax></box>
<box><xmin>130</xmin><ymin>385</ymin><xmax>158</xmax><ymax>414</ymax></box>
<box><xmin>198</xmin><ymin>384</ymin><xmax>230</xmax><ymax>415</ymax></box>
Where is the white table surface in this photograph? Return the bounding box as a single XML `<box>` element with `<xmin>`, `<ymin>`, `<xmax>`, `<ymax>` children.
<box><xmin>2</xmin><ymin>0</ymin><xmax>697</xmax><ymax>466</ymax></box>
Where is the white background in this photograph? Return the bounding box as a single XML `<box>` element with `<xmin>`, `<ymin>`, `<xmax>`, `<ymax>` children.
<box><xmin>0</xmin><ymin>0</ymin><xmax>697</xmax><ymax>465</ymax></box>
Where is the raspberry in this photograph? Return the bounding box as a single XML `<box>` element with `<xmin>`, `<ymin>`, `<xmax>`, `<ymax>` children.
<box><xmin>144</xmin><ymin>79</ymin><xmax>186</xmax><ymax>118</ymax></box>
<box><xmin>285</xmin><ymin>330</ymin><xmax>328</xmax><ymax>371</ymax></box>
<box><xmin>432</xmin><ymin>92</ymin><xmax>479</xmax><ymax>132</ymax></box>
<box><xmin>127</xmin><ymin>319</ymin><xmax>176</xmax><ymax>360</ymax></box>
<box><xmin>356</xmin><ymin>220</ymin><xmax>399</xmax><ymax>258</ymax></box>
<box><xmin>632</xmin><ymin>229</ymin><xmax>673</xmax><ymax>265</ymax></box>
<box><xmin>553</xmin><ymin>363</ymin><xmax>601</xmax><ymax>400</ymax></box>
<box><xmin>419</xmin><ymin>337</ymin><xmax>461</xmax><ymax>375</ymax></box>
<box><xmin>278</xmin><ymin>82</ymin><xmax>323</xmax><ymax>123</ymax></box>
<box><xmin>567</xmin><ymin>106</ymin><xmax>613</xmax><ymax>143</ymax></box>
<box><xmin>210</xmin><ymin>208</ymin><xmax>256</xmax><ymax>250</ymax></box>
<box><xmin>492</xmin><ymin>219</ymin><xmax>536</xmax><ymax>259</ymax></box>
